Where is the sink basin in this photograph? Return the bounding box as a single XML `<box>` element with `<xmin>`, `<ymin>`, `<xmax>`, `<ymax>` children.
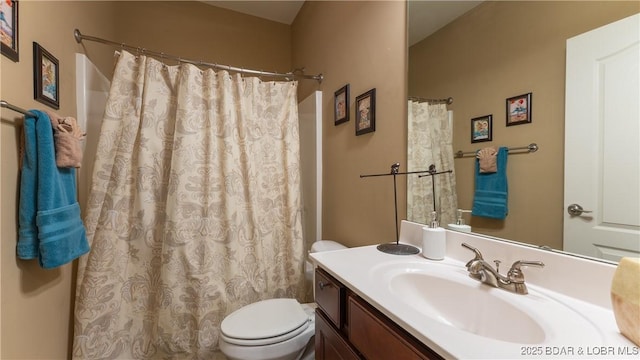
<box><xmin>371</xmin><ymin>260</ymin><xmax>604</xmax><ymax>346</ymax></box>
<box><xmin>390</xmin><ymin>271</ymin><xmax>545</xmax><ymax>343</ymax></box>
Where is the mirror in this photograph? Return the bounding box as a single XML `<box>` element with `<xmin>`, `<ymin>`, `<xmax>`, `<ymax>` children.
<box><xmin>407</xmin><ymin>1</ymin><xmax>639</xmax><ymax>260</ymax></box>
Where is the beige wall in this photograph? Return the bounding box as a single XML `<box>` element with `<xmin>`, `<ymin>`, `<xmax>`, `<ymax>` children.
<box><xmin>293</xmin><ymin>1</ymin><xmax>407</xmax><ymax>248</ymax></box>
<box><xmin>409</xmin><ymin>1</ymin><xmax>639</xmax><ymax>249</ymax></box>
<box><xmin>1</xmin><ymin>1</ymin><xmax>292</xmax><ymax>358</ymax></box>
<box><xmin>1</xmin><ymin>2</ymin><xmax>117</xmax><ymax>358</ymax></box>
<box><xmin>5</xmin><ymin>0</ymin><xmax>635</xmax><ymax>357</ymax></box>
<box><xmin>113</xmin><ymin>1</ymin><xmax>292</xmax><ymax>75</ymax></box>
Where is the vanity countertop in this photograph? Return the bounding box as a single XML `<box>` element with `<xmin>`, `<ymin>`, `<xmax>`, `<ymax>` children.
<box><xmin>310</xmin><ymin>239</ymin><xmax>638</xmax><ymax>359</ymax></box>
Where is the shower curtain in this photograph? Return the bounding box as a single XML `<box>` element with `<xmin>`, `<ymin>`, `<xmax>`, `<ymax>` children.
<box><xmin>73</xmin><ymin>50</ymin><xmax>305</xmax><ymax>359</ymax></box>
<box><xmin>407</xmin><ymin>100</ymin><xmax>458</xmax><ymax>226</ymax></box>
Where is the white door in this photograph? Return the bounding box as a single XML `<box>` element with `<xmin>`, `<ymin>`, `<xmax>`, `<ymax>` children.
<box><xmin>563</xmin><ymin>14</ymin><xmax>640</xmax><ymax>262</ymax></box>
<box><xmin>298</xmin><ymin>91</ymin><xmax>323</xmax><ymax>245</ymax></box>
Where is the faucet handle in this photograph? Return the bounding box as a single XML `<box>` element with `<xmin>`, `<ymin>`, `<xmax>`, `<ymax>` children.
<box><xmin>507</xmin><ymin>260</ymin><xmax>545</xmax><ymax>283</ymax></box>
<box><xmin>493</xmin><ymin>259</ymin><xmax>502</xmax><ymax>273</ymax></box>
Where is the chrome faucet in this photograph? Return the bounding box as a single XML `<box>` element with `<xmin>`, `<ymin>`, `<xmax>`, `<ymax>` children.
<box><xmin>461</xmin><ymin>243</ymin><xmax>544</xmax><ymax>295</ymax></box>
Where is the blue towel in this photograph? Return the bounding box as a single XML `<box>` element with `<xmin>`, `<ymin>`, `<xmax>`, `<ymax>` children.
<box><xmin>472</xmin><ymin>146</ymin><xmax>508</xmax><ymax>219</ymax></box>
<box><xmin>17</xmin><ymin>110</ymin><xmax>89</xmax><ymax>269</ymax></box>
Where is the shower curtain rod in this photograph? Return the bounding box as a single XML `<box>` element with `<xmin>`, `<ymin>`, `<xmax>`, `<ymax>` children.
<box><xmin>73</xmin><ymin>29</ymin><xmax>324</xmax><ymax>83</ymax></box>
<box><xmin>1</xmin><ymin>100</ymin><xmax>36</xmax><ymax>117</ymax></box>
<box><xmin>409</xmin><ymin>96</ymin><xmax>453</xmax><ymax>105</ymax></box>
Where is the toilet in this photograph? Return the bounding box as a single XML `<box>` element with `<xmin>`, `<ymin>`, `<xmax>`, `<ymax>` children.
<box><xmin>219</xmin><ymin>240</ymin><xmax>346</xmax><ymax>360</ymax></box>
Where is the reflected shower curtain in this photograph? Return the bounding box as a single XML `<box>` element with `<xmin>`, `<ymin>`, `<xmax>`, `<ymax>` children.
<box><xmin>73</xmin><ymin>51</ymin><xmax>305</xmax><ymax>359</ymax></box>
<box><xmin>407</xmin><ymin>101</ymin><xmax>458</xmax><ymax>226</ymax></box>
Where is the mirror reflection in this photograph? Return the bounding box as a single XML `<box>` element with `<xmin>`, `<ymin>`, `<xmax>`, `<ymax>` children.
<box><xmin>407</xmin><ymin>1</ymin><xmax>640</xmax><ymax>262</ymax></box>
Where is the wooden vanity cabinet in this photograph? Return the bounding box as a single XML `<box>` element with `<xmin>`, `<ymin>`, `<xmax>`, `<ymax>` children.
<box><xmin>314</xmin><ymin>268</ymin><xmax>444</xmax><ymax>360</ymax></box>
<box><xmin>314</xmin><ymin>267</ymin><xmax>360</xmax><ymax>360</ymax></box>
<box><xmin>316</xmin><ymin>309</ymin><xmax>361</xmax><ymax>360</ymax></box>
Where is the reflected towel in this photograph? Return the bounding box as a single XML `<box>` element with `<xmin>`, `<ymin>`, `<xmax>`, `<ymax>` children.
<box><xmin>472</xmin><ymin>146</ymin><xmax>508</xmax><ymax>219</ymax></box>
<box><xmin>477</xmin><ymin>147</ymin><xmax>497</xmax><ymax>173</ymax></box>
<box><xmin>17</xmin><ymin>110</ymin><xmax>89</xmax><ymax>269</ymax></box>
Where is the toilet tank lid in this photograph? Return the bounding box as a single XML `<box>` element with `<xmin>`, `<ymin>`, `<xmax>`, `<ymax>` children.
<box><xmin>310</xmin><ymin>240</ymin><xmax>346</xmax><ymax>253</ymax></box>
<box><xmin>221</xmin><ymin>298</ymin><xmax>308</xmax><ymax>340</ymax></box>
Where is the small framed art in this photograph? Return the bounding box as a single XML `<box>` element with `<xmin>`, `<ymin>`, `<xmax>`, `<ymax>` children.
<box><xmin>33</xmin><ymin>42</ymin><xmax>59</xmax><ymax>109</ymax></box>
<box><xmin>355</xmin><ymin>88</ymin><xmax>375</xmax><ymax>136</ymax></box>
<box><xmin>334</xmin><ymin>84</ymin><xmax>349</xmax><ymax>125</ymax></box>
<box><xmin>471</xmin><ymin>114</ymin><xmax>492</xmax><ymax>143</ymax></box>
<box><xmin>506</xmin><ymin>92</ymin><xmax>532</xmax><ymax>126</ymax></box>
<box><xmin>1</xmin><ymin>0</ymin><xmax>19</xmax><ymax>62</ymax></box>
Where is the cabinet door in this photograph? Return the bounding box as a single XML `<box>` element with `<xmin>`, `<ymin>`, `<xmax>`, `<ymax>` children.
<box><xmin>348</xmin><ymin>295</ymin><xmax>443</xmax><ymax>360</ymax></box>
<box><xmin>316</xmin><ymin>309</ymin><xmax>361</xmax><ymax>360</ymax></box>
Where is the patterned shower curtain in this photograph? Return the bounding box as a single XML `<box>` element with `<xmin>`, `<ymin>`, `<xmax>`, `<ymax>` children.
<box><xmin>73</xmin><ymin>50</ymin><xmax>305</xmax><ymax>359</ymax></box>
<box><xmin>407</xmin><ymin>101</ymin><xmax>458</xmax><ymax>226</ymax></box>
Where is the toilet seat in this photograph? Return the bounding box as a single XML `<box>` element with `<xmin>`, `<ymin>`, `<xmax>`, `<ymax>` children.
<box><xmin>220</xmin><ymin>298</ymin><xmax>310</xmax><ymax>346</ymax></box>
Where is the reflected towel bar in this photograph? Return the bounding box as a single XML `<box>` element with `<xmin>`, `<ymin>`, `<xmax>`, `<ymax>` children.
<box><xmin>455</xmin><ymin>143</ymin><xmax>538</xmax><ymax>158</ymax></box>
<box><xmin>409</xmin><ymin>96</ymin><xmax>453</xmax><ymax>105</ymax></box>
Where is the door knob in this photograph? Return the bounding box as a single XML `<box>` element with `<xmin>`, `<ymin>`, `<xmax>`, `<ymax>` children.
<box><xmin>567</xmin><ymin>204</ymin><xmax>593</xmax><ymax>216</ymax></box>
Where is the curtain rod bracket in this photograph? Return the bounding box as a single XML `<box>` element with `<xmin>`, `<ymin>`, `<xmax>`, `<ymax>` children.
<box><xmin>74</xmin><ymin>29</ymin><xmax>82</xmax><ymax>43</ymax></box>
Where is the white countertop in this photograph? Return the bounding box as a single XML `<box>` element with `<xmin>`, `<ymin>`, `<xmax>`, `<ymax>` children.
<box><xmin>310</xmin><ymin>242</ymin><xmax>638</xmax><ymax>359</ymax></box>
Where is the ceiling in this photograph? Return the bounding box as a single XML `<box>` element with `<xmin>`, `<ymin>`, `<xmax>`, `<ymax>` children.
<box><xmin>407</xmin><ymin>1</ymin><xmax>482</xmax><ymax>46</ymax></box>
<box><xmin>202</xmin><ymin>1</ymin><xmax>482</xmax><ymax>45</ymax></box>
<box><xmin>201</xmin><ymin>1</ymin><xmax>305</xmax><ymax>24</ymax></box>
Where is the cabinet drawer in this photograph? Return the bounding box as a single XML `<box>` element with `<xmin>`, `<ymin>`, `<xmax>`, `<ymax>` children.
<box><xmin>315</xmin><ymin>268</ymin><xmax>345</xmax><ymax>328</ymax></box>
<box><xmin>348</xmin><ymin>295</ymin><xmax>443</xmax><ymax>360</ymax></box>
<box><xmin>315</xmin><ymin>309</ymin><xmax>361</xmax><ymax>360</ymax></box>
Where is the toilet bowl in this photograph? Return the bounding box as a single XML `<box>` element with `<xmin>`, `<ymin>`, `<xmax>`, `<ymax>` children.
<box><xmin>219</xmin><ymin>240</ymin><xmax>346</xmax><ymax>360</ymax></box>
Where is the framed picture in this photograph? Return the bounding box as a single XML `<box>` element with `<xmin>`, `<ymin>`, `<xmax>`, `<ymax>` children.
<box><xmin>1</xmin><ymin>0</ymin><xmax>19</xmax><ymax>62</ymax></box>
<box><xmin>334</xmin><ymin>84</ymin><xmax>350</xmax><ymax>125</ymax></box>
<box><xmin>506</xmin><ymin>92</ymin><xmax>532</xmax><ymax>126</ymax></box>
<box><xmin>471</xmin><ymin>114</ymin><xmax>492</xmax><ymax>143</ymax></box>
<box><xmin>33</xmin><ymin>42</ymin><xmax>59</xmax><ymax>109</ymax></box>
<box><xmin>355</xmin><ymin>88</ymin><xmax>376</xmax><ymax>136</ymax></box>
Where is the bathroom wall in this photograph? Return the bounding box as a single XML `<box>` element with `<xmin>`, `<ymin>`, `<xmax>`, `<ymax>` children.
<box><xmin>112</xmin><ymin>1</ymin><xmax>292</xmax><ymax>76</ymax></box>
<box><xmin>292</xmin><ymin>1</ymin><xmax>408</xmax><ymax>248</ymax></box>
<box><xmin>1</xmin><ymin>2</ymin><xmax>117</xmax><ymax>358</ymax></box>
<box><xmin>0</xmin><ymin>2</ymin><xmax>294</xmax><ymax>358</ymax></box>
<box><xmin>409</xmin><ymin>1</ymin><xmax>639</xmax><ymax>248</ymax></box>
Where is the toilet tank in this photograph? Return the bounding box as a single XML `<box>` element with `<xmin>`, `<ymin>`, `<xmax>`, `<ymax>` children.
<box><xmin>310</xmin><ymin>240</ymin><xmax>346</xmax><ymax>253</ymax></box>
<box><xmin>306</xmin><ymin>240</ymin><xmax>346</xmax><ymax>300</ymax></box>
<box><xmin>305</xmin><ymin>241</ymin><xmax>346</xmax><ymax>281</ymax></box>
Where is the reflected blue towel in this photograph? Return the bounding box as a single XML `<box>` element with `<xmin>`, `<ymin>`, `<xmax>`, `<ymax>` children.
<box><xmin>472</xmin><ymin>146</ymin><xmax>508</xmax><ymax>219</ymax></box>
<box><xmin>17</xmin><ymin>110</ymin><xmax>89</xmax><ymax>269</ymax></box>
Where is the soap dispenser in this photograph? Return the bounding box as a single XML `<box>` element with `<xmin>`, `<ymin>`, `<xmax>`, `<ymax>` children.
<box><xmin>448</xmin><ymin>209</ymin><xmax>472</xmax><ymax>233</ymax></box>
<box><xmin>422</xmin><ymin>211</ymin><xmax>446</xmax><ymax>260</ymax></box>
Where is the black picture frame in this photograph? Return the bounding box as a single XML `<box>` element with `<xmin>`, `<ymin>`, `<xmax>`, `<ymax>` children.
<box><xmin>506</xmin><ymin>92</ymin><xmax>532</xmax><ymax>126</ymax></box>
<box><xmin>33</xmin><ymin>42</ymin><xmax>59</xmax><ymax>109</ymax></box>
<box><xmin>1</xmin><ymin>0</ymin><xmax>19</xmax><ymax>62</ymax></box>
<box><xmin>355</xmin><ymin>88</ymin><xmax>376</xmax><ymax>136</ymax></box>
<box><xmin>471</xmin><ymin>114</ymin><xmax>492</xmax><ymax>143</ymax></box>
<box><xmin>334</xmin><ymin>84</ymin><xmax>350</xmax><ymax>125</ymax></box>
